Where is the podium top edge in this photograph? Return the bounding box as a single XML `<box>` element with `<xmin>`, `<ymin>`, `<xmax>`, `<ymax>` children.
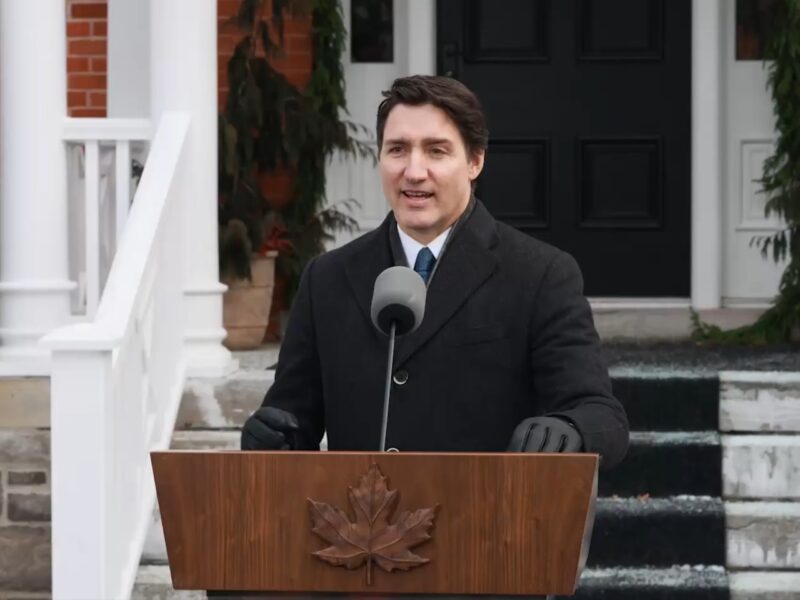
<box><xmin>151</xmin><ymin>450</ymin><xmax>599</xmax><ymax>460</ymax></box>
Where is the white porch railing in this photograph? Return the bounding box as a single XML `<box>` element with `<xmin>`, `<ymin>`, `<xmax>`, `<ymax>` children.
<box><xmin>42</xmin><ymin>112</ymin><xmax>191</xmax><ymax>600</ymax></box>
<box><xmin>63</xmin><ymin>118</ymin><xmax>152</xmax><ymax>317</ymax></box>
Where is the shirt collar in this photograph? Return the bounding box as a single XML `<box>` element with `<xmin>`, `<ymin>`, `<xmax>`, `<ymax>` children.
<box><xmin>396</xmin><ymin>225</ymin><xmax>451</xmax><ymax>269</ymax></box>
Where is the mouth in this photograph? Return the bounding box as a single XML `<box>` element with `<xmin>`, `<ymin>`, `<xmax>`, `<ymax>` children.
<box><xmin>401</xmin><ymin>190</ymin><xmax>434</xmax><ymax>203</ymax></box>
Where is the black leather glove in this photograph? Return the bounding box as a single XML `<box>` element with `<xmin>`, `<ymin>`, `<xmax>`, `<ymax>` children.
<box><xmin>507</xmin><ymin>416</ymin><xmax>583</xmax><ymax>453</ymax></box>
<box><xmin>241</xmin><ymin>406</ymin><xmax>300</xmax><ymax>450</ymax></box>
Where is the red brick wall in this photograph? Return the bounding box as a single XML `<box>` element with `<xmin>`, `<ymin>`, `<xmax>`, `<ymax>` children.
<box><xmin>66</xmin><ymin>0</ymin><xmax>108</xmax><ymax>117</ymax></box>
<box><xmin>218</xmin><ymin>0</ymin><xmax>313</xmax><ymax>111</ymax></box>
<box><xmin>65</xmin><ymin>0</ymin><xmax>313</xmax><ymax>119</ymax></box>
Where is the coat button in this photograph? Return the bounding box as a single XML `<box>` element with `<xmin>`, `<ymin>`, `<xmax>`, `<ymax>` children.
<box><xmin>392</xmin><ymin>370</ymin><xmax>409</xmax><ymax>385</ymax></box>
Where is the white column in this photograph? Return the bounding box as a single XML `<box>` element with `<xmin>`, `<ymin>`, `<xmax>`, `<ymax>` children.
<box><xmin>691</xmin><ymin>0</ymin><xmax>723</xmax><ymax>309</ymax></box>
<box><xmin>0</xmin><ymin>0</ymin><xmax>75</xmax><ymax>374</ymax></box>
<box><xmin>150</xmin><ymin>0</ymin><xmax>236</xmax><ymax>376</ymax></box>
<box><xmin>108</xmin><ymin>0</ymin><xmax>150</xmax><ymax>118</ymax></box>
<box><xmin>407</xmin><ymin>0</ymin><xmax>437</xmax><ymax>76</ymax></box>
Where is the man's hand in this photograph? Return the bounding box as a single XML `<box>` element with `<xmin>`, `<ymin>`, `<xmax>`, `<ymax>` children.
<box><xmin>241</xmin><ymin>407</ymin><xmax>300</xmax><ymax>450</ymax></box>
<box><xmin>507</xmin><ymin>416</ymin><xmax>583</xmax><ymax>453</ymax></box>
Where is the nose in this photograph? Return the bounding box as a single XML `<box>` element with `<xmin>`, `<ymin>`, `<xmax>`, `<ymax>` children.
<box><xmin>403</xmin><ymin>150</ymin><xmax>427</xmax><ymax>182</ymax></box>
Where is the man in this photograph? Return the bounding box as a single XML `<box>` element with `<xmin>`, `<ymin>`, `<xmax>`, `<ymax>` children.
<box><xmin>241</xmin><ymin>75</ymin><xmax>628</xmax><ymax>468</ymax></box>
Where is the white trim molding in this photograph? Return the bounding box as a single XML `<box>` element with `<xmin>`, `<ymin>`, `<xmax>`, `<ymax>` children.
<box><xmin>736</xmin><ymin>139</ymin><xmax>781</xmax><ymax>232</ymax></box>
<box><xmin>691</xmin><ymin>0</ymin><xmax>724</xmax><ymax>309</ymax></box>
<box><xmin>62</xmin><ymin>117</ymin><xmax>153</xmax><ymax>141</ymax></box>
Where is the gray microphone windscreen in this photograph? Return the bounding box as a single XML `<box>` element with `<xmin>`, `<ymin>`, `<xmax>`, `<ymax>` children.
<box><xmin>370</xmin><ymin>266</ymin><xmax>426</xmax><ymax>336</ymax></box>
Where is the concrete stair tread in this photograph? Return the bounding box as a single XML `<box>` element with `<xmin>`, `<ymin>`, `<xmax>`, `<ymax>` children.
<box><xmin>729</xmin><ymin>571</ymin><xmax>800</xmax><ymax>599</ymax></box>
<box><xmin>727</xmin><ymin>501</ymin><xmax>800</xmax><ymax>569</ymax></box>
<box><xmin>602</xmin><ymin>342</ymin><xmax>800</xmax><ymax>373</ymax></box>
<box><xmin>133</xmin><ymin>565</ymin><xmax>203</xmax><ymax>599</ymax></box>
<box><xmin>577</xmin><ymin>565</ymin><xmax>728</xmax><ymax>587</ymax></box>
<box><xmin>597</xmin><ymin>495</ymin><xmax>723</xmax><ymax>512</ymax></box>
<box><xmin>591</xmin><ymin>497</ymin><xmax>725</xmax><ymax>567</ymax></box>
<box><xmin>600</xmin><ymin>431</ymin><xmax>722</xmax><ymax>497</ymax></box>
<box><xmin>611</xmin><ymin>375</ymin><xmax>720</xmax><ymax>431</ymax></box>
<box><xmin>232</xmin><ymin>345</ymin><xmax>280</xmax><ymax>370</ymax></box>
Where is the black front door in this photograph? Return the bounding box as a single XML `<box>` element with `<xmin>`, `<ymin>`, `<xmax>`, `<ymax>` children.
<box><xmin>438</xmin><ymin>0</ymin><xmax>691</xmax><ymax>296</ymax></box>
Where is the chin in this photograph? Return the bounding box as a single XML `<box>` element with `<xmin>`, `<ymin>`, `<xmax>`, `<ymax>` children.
<box><xmin>398</xmin><ymin>213</ymin><xmax>436</xmax><ymax>231</ymax></box>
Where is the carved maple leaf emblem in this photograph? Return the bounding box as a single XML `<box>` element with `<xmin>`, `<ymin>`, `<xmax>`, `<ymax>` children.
<box><xmin>308</xmin><ymin>463</ymin><xmax>438</xmax><ymax>585</ymax></box>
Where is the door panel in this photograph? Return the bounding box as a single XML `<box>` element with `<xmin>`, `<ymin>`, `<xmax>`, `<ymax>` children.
<box><xmin>438</xmin><ymin>0</ymin><xmax>691</xmax><ymax>296</ymax></box>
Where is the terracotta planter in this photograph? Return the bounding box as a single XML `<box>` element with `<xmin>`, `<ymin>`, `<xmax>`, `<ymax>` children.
<box><xmin>222</xmin><ymin>252</ymin><xmax>278</xmax><ymax>350</ymax></box>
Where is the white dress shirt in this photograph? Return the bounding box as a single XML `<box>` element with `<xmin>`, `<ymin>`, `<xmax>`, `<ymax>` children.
<box><xmin>396</xmin><ymin>225</ymin><xmax>452</xmax><ymax>269</ymax></box>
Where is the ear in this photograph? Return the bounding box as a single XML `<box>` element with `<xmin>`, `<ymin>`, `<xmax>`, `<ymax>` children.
<box><xmin>468</xmin><ymin>150</ymin><xmax>485</xmax><ymax>182</ymax></box>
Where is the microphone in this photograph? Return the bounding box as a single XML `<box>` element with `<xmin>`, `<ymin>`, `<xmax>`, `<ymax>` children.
<box><xmin>370</xmin><ymin>267</ymin><xmax>427</xmax><ymax>451</ymax></box>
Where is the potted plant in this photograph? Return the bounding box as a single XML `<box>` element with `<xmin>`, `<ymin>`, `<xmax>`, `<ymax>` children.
<box><xmin>219</xmin><ymin>216</ymin><xmax>290</xmax><ymax>350</ymax></box>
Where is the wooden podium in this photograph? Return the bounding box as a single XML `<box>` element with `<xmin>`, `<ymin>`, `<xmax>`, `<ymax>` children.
<box><xmin>151</xmin><ymin>451</ymin><xmax>597</xmax><ymax>598</ymax></box>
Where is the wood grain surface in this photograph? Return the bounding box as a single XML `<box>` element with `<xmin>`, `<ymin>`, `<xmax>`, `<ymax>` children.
<box><xmin>151</xmin><ymin>451</ymin><xmax>597</xmax><ymax>596</ymax></box>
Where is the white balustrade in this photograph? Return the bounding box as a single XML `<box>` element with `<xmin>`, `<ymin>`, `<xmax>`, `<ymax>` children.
<box><xmin>63</xmin><ymin>118</ymin><xmax>152</xmax><ymax>317</ymax></box>
<box><xmin>43</xmin><ymin>112</ymin><xmax>190</xmax><ymax>600</ymax></box>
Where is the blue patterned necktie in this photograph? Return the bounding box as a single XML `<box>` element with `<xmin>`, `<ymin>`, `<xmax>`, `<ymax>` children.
<box><xmin>414</xmin><ymin>247</ymin><xmax>436</xmax><ymax>283</ymax></box>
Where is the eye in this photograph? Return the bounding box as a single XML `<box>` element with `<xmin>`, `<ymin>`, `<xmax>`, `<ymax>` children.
<box><xmin>386</xmin><ymin>145</ymin><xmax>404</xmax><ymax>155</ymax></box>
<box><xmin>430</xmin><ymin>147</ymin><xmax>446</xmax><ymax>156</ymax></box>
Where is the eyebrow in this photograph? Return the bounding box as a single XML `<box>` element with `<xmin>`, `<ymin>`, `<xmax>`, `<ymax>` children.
<box><xmin>383</xmin><ymin>137</ymin><xmax>454</xmax><ymax>146</ymax></box>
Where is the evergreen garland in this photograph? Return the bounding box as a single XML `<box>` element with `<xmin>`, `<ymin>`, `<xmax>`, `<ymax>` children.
<box><xmin>693</xmin><ymin>0</ymin><xmax>800</xmax><ymax>343</ymax></box>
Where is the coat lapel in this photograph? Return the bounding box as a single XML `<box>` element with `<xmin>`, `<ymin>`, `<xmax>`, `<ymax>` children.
<box><xmin>394</xmin><ymin>201</ymin><xmax>499</xmax><ymax>367</ymax></box>
<box><xmin>344</xmin><ymin>202</ymin><xmax>500</xmax><ymax>361</ymax></box>
<box><xmin>344</xmin><ymin>215</ymin><xmax>395</xmax><ymax>336</ymax></box>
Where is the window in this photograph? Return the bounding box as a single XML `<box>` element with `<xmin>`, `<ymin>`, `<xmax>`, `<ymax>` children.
<box><xmin>736</xmin><ymin>0</ymin><xmax>779</xmax><ymax>60</ymax></box>
<box><xmin>351</xmin><ymin>0</ymin><xmax>393</xmax><ymax>63</ymax></box>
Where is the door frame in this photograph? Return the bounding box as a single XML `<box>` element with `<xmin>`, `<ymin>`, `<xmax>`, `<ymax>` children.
<box><xmin>419</xmin><ymin>0</ymin><xmax>723</xmax><ymax>308</ymax></box>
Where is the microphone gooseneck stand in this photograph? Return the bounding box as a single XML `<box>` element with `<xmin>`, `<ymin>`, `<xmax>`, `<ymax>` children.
<box><xmin>378</xmin><ymin>321</ymin><xmax>397</xmax><ymax>452</ymax></box>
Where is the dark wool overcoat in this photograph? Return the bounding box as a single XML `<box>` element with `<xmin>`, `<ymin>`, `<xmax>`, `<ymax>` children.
<box><xmin>262</xmin><ymin>200</ymin><xmax>629</xmax><ymax>468</ymax></box>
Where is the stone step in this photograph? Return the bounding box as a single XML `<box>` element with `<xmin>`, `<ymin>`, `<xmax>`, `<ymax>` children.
<box><xmin>720</xmin><ymin>371</ymin><xmax>800</xmax><ymax>433</ymax></box>
<box><xmin>171</xmin><ymin>347</ymin><xmax>278</xmax><ymax>431</ymax></box>
<box><xmin>132</xmin><ymin>565</ymin><xmax>202</xmax><ymax>600</ymax></box>
<box><xmin>599</xmin><ymin>431</ymin><xmax>722</xmax><ymax>497</ymax></box>
<box><xmin>561</xmin><ymin>565</ymin><xmax>729</xmax><ymax>600</ymax></box>
<box><xmin>610</xmin><ymin>373</ymin><xmax>719</xmax><ymax>431</ymax></box>
<box><xmin>133</xmin><ymin>564</ymin><xmax>731</xmax><ymax>600</ymax></box>
<box><xmin>723</xmin><ymin>435</ymin><xmax>800</xmax><ymax>499</ymax></box>
<box><xmin>0</xmin><ymin>429</ymin><xmax>49</xmax><ymax>463</ymax></box>
<box><xmin>0</xmin><ymin>376</ymin><xmax>49</xmax><ymax>428</ymax></box>
<box><xmin>726</xmin><ymin>501</ymin><xmax>800</xmax><ymax>569</ymax></box>
<box><xmin>175</xmin><ymin>370</ymin><xmax>273</xmax><ymax>430</ymax></box>
<box><xmin>728</xmin><ymin>571</ymin><xmax>800</xmax><ymax>600</ymax></box>
<box><xmin>589</xmin><ymin>496</ymin><xmax>725</xmax><ymax>568</ymax></box>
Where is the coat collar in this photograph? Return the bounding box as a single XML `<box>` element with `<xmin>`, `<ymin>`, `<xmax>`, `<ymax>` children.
<box><xmin>345</xmin><ymin>200</ymin><xmax>499</xmax><ymax>366</ymax></box>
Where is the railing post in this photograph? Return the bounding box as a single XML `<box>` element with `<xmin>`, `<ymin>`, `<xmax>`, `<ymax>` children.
<box><xmin>115</xmin><ymin>140</ymin><xmax>132</xmax><ymax>243</ymax></box>
<box><xmin>84</xmin><ymin>141</ymin><xmax>101</xmax><ymax>317</ymax></box>
<box><xmin>50</xmin><ymin>346</ymin><xmax>114</xmax><ymax>599</ymax></box>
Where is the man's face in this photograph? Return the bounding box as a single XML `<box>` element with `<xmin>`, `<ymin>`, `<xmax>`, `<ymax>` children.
<box><xmin>380</xmin><ymin>103</ymin><xmax>484</xmax><ymax>245</ymax></box>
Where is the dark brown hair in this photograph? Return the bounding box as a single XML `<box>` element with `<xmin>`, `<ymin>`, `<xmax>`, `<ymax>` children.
<box><xmin>376</xmin><ymin>75</ymin><xmax>489</xmax><ymax>159</ymax></box>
